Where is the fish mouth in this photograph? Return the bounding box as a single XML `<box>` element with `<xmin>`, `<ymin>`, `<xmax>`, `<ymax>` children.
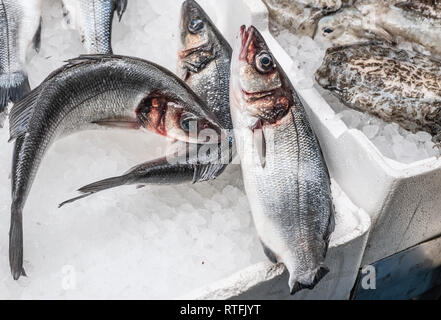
<box><xmin>241</xmin><ymin>88</ymin><xmax>275</xmax><ymax>101</ymax></box>
<box><xmin>178</xmin><ymin>42</ymin><xmax>211</xmax><ymax>59</ymax></box>
<box><xmin>239</xmin><ymin>25</ymin><xmax>255</xmax><ymax>61</ymax></box>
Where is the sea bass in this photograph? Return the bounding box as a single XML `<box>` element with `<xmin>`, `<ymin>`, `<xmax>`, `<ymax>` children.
<box><xmin>230</xmin><ymin>26</ymin><xmax>335</xmax><ymax>294</ymax></box>
<box><xmin>59</xmin><ymin>0</ymin><xmax>234</xmax><ymax>205</ymax></box>
<box><xmin>62</xmin><ymin>0</ymin><xmax>127</xmax><ymax>54</ymax></box>
<box><xmin>0</xmin><ymin>0</ymin><xmax>42</xmax><ymax>113</ymax></box>
<box><xmin>8</xmin><ymin>55</ymin><xmax>222</xmax><ymax>280</ymax></box>
<box><xmin>315</xmin><ymin>42</ymin><xmax>441</xmax><ymax>140</ymax></box>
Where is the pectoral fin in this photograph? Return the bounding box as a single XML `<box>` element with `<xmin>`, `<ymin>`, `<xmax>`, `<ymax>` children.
<box><xmin>252</xmin><ymin>121</ymin><xmax>266</xmax><ymax>169</ymax></box>
<box><xmin>92</xmin><ymin>118</ymin><xmax>140</xmax><ymax>130</ymax></box>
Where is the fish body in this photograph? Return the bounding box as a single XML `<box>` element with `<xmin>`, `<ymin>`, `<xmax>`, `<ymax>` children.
<box><xmin>8</xmin><ymin>55</ymin><xmax>222</xmax><ymax>280</ymax></box>
<box><xmin>0</xmin><ymin>0</ymin><xmax>42</xmax><ymax>112</ymax></box>
<box><xmin>263</xmin><ymin>0</ymin><xmax>352</xmax><ymax>37</ymax></box>
<box><xmin>316</xmin><ymin>0</ymin><xmax>441</xmax><ymax>56</ymax></box>
<box><xmin>230</xmin><ymin>26</ymin><xmax>334</xmax><ymax>294</ymax></box>
<box><xmin>316</xmin><ymin>42</ymin><xmax>441</xmax><ymax>139</ymax></box>
<box><xmin>62</xmin><ymin>0</ymin><xmax>127</xmax><ymax>54</ymax></box>
<box><xmin>60</xmin><ymin>0</ymin><xmax>234</xmax><ymax>204</ymax></box>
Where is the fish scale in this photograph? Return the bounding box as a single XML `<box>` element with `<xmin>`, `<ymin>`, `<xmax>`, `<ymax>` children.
<box><xmin>62</xmin><ymin>0</ymin><xmax>127</xmax><ymax>54</ymax></box>
<box><xmin>230</xmin><ymin>25</ymin><xmax>334</xmax><ymax>294</ymax></box>
<box><xmin>0</xmin><ymin>0</ymin><xmax>41</xmax><ymax>112</ymax></box>
<box><xmin>8</xmin><ymin>55</ymin><xmax>222</xmax><ymax>280</ymax></box>
<box><xmin>316</xmin><ymin>42</ymin><xmax>441</xmax><ymax>140</ymax></box>
<box><xmin>59</xmin><ymin>0</ymin><xmax>234</xmax><ymax>205</ymax></box>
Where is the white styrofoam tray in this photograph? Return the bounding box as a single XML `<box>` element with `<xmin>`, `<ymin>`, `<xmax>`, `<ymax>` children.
<box><xmin>255</xmin><ymin>0</ymin><xmax>441</xmax><ymax>264</ymax></box>
<box><xmin>179</xmin><ymin>0</ymin><xmax>371</xmax><ymax>300</ymax></box>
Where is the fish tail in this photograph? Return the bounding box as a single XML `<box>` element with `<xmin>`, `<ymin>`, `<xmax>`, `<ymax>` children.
<box><xmin>59</xmin><ymin>174</ymin><xmax>130</xmax><ymax>208</ymax></box>
<box><xmin>0</xmin><ymin>73</ymin><xmax>31</xmax><ymax>112</ymax></box>
<box><xmin>289</xmin><ymin>266</ymin><xmax>329</xmax><ymax>295</ymax></box>
<box><xmin>9</xmin><ymin>203</ymin><xmax>26</xmax><ymax>280</ymax></box>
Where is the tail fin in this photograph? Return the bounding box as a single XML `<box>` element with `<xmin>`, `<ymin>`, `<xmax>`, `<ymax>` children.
<box><xmin>9</xmin><ymin>204</ymin><xmax>26</xmax><ymax>280</ymax></box>
<box><xmin>289</xmin><ymin>266</ymin><xmax>329</xmax><ymax>295</ymax></box>
<box><xmin>0</xmin><ymin>73</ymin><xmax>31</xmax><ymax>112</ymax></box>
<box><xmin>59</xmin><ymin>174</ymin><xmax>130</xmax><ymax>208</ymax></box>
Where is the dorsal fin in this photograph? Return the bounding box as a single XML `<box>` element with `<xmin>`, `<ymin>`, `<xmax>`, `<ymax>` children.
<box><xmin>114</xmin><ymin>0</ymin><xmax>128</xmax><ymax>21</ymax></box>
<box><xmin>32</xmin><ymin>17</ymin><xmax>42</xmax><ymax>53</ymax></box>
<box><xmin>9</xmin><ymin>85</ymin><xmax>43</xmax><ymax>141</ymax></box>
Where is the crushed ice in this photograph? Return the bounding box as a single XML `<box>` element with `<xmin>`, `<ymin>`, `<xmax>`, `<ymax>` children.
<box><xmin>272</xmin><ymin>23</ymin><xmax>439</xmax><ymax>164</ymax></box>
<box><xmin>0</xmin><ymin>0</ymin><xmax>359</xmax><ymax>299</ymax></box>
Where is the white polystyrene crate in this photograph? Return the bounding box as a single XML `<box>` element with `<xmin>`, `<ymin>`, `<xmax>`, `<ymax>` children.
<box><xmin>182</xmin><ymin>181</ymin><xmax>370</xmax><ymax>300</ymax></box>
<box><xmin>175</xmin><ymin>0</ymin><xmax>371</xmax><ymax>300</ymax></box>
<box><xmin>254</xmin><ymin>1</ymin><xmax>441</xmax><ymax>264</ymax></box>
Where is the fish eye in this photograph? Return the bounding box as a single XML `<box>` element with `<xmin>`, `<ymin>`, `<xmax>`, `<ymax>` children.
<box><xmin>323</xmin><ymin>27</ymin><xmax>334</xmax><ymax>34</ymax></box>
<box><xmin>180</xmin><ymin>113</ymin><xmax>198</xmax><ymax>132</ymax></box>
<box><xmin>188</xmin><ymin>18</ymin><xmax>204</xmax><ymax>34</ymax></box>
<box><xmin>255</xmin><ymin>51</ymin><xmax>274</xmax><ymax>73</ymax></box>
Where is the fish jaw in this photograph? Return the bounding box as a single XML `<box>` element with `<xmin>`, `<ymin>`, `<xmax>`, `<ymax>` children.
<box><xmin>135</xmin><ymin>94</ymin><xmax>223</xmax><ymax>144</ymax></box>
<box><xmin>231</xmin><ymin>26</ymin><xmax>291</xmax><ymax>126</ymax></box>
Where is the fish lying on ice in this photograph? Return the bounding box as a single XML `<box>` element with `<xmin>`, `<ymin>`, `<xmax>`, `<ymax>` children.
<box><xmin>262</xmin><ymin>0</ymin><xmax>352</xmax><ymax>37</ymax></box>
<box><xmin>315</xmin><ymin>0</ymin><xmax>441</xmax><ymax>57</ymax></box>
<box><xmin>0</xmin><ymin>0</ymin><xmax>42</xmax><ymax>113</ymax></box>
<box><xmin>59</xmin><ymin>0</ymin><xmax>234</xmax><ymax>205</ymax></box>
<box><xmin>314</xmin><ymin>7</ymin><xmax>395</xmax><ymax>46</ymax></box>
<box><xmin>8</xmin><ymin>54</ymin><xmax>222</xmax><ymax>280</ymax></box>
<box><xmin>230</xmin><ymin>25</ymin><xmax>335</xmax><ymax>294</ymax></box>
<box><xmin>315</xmin><ymin>42</ymin><xmax>441</xmax><ymax>140</ymax></box>
<box><xmin>62</xmin><ymin>0</ymin><xmax>127</xmax><ymax>54</ymax></box>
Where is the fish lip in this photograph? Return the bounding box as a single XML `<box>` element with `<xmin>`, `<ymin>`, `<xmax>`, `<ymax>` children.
<box><xmin>239</xmin><ymin>25</ymin><xmax>255</xmax><ymax>61</ymax></box>
<box><xmin>241</xmin><ymin>88</ymin><xmax>274</xmax><ymax>100</ymax></box>
<box><xmin>178</xmin><ymin>43</ymin><xmax>210</xmax><ymax>59</ymax></box>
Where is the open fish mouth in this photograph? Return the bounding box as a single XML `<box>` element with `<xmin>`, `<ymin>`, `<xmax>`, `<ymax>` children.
<box><xmin>241</xmin><ymin>88</ymin><xmax>275</xmax><ymax>101</ymax></box>
<box><xmin>178</xmin><ymin>42</ymin><xmax>211</xmax><ymax>58</ymax></box>
<box><xmin>239</xmin><ymin>25</ymin><xmax>254</xmax><ymax>61</ymax></box>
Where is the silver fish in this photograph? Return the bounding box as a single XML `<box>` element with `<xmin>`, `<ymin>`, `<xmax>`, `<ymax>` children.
<box><xmin>8</xmin><ymin>54</ymin><xmax>222</xmax><ymax>280</ymax></box>
<box><xmin>230</xmin><ymin>26</ymin><xmax>335</xmax><ymax>294</ymax></box>
<box><xmin>59</xmin><ymin>0</ymin><xmax>234</xmax><ymax>206</ymax></box>
<box><xmin>62</xmin><ymin>0</ymin><xmax>127</xmax><ymax>54</ymax></box>
<box><xmin>0</xmin><ymin>0</ymin><xmax>42</xmax><ymax>113</ymax></box>
<box><xmin>315</xmin><ymin>42</ymin><xmax>441</xmax><ymax>140</ymax></box>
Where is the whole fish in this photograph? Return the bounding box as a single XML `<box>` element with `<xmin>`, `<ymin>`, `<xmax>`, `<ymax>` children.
<box><xmin>8</xmin><ymin>54</ymin><xmax>222</xmax><ymax>280</ymax></box>
<box><xmin>315</xmin><ymin>42</ymin><xmax>441</xmax><ymax>140</ymax></box>
<box><xmin>0</xmin><ymin>0</ymin><xmax>42</xmax><ymax>113</ymax></box>
<box><xmin>316</xmin><ymin>0</ymin><xmax>441</xmax><ymax>56</ymax></box>
<box><xmin>62</xmin><ymin>0</ymin><xmax>127</xmax><ymax>54</ymax></box>
<box><xmin>262</xmin><ymin>0</ymin><xmax>352</xmax><ymax>37</ymax></box>
<box><xmin>230</xmin><ymin>26</ymin><xmax>335</xmax><ymax>294</ymax></box>
<box><xmin>314</xmin><ymin>7</ymin><xmax>395</xmax><ymax>46</ymax></box>
<box><xmin>59</xmin><ymin>0</ymin><xmax>234</xmax><ymax>206</ymax></box>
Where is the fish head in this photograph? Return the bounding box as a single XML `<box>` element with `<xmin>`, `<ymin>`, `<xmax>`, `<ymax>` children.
<box><xmin>178</xmin><ymin>0</ymin><xmax>223</xmax><ymax>78</ymax></box>
<box><xmin>314</xmin><ymin>13</ymin><xmax>348</xmax><ymax>44</ymax></box>
<box><xmin>135</xmin><ymin>91</ymin><xmax>224</xmax><ymax>144</ymax></box>
<box><xmin>230</xmin><ymin>25</ymin><xmax>293</xmax><ymax>128</ymax></box>
<box><xmin>314</xmin><ymin>45</ymin><xmax>348</xmax><ymax>89</ymax></box>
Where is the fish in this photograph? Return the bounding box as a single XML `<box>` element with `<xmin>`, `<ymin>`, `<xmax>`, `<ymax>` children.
<box><xmin>315</xmin><ymin>42</ymin><xmax>441</xmax><ymax>140</ymax></box>
<box><xmin>62</xmin><ymin>0</ymin><xmax>127</xmax><ymax>54</ymax></box>
<box><xmin>395</xmin><ymin>0</ymin><xmax>441</xmax><ymax>20</ymax></box>
<box><xmin>59</xmin><ymin>0</ymin><xmax>234</xmax><ymax>206</ymax></box>
<box><xmin>0</xmin><ymin>0</ymin><xmax>42</xmax><ymax>113</ymax></box>
<box><xmin>8</xmin><ymin>54</ymin><xmax>223</xmax><ymax>280</ymax></box>
<box><xmin>316</xmin><ymin>0</ymin><xmax>441</xmax><ymax>56</ymax></box>
<box><xmin>262</xmin><ymin>0</ymin><xmax>352</xmax><ymax>37</ymax></box>
<box><xmin>230</xmin><ymin>25</ymin><xmax>335</xmax><ymax>294</ymax></box>
<box><xmin>314</xmin><ymin>7</ymin><xmax>395</xmax><ymax>46</ymax></box>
